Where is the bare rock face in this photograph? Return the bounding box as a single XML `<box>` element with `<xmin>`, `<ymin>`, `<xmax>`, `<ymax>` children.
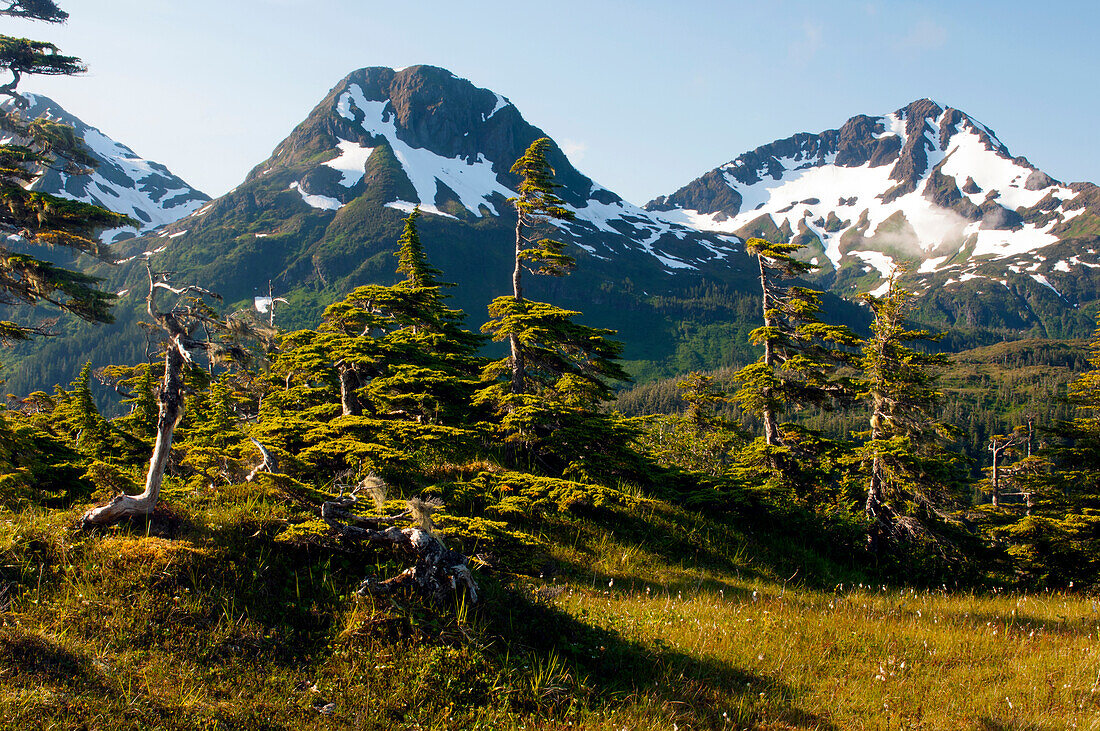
<box><xmin>835</xmin><ymin>115</ymin><xmax>901</xmax><ymax>168</ymax></box>
<box><xmin>882</xmin><ymin>99</ymin><xmax>945</xmax><ymax>203</ymax></box>
<box><xmin>1025</xmin><ymin>169</ymin><xmax>1057</xmax><ymax>191</ymax></box>
<box><xmin>979</xmin><ymin>200</ymin><xmax>1024</xmax><ymax>230</ymax></box>
<box><xmin>647</xmin><ymin>168</ymin><xmax>743</xmax><ymax>217</ymax></box>
<box><xmin>648</xmin><ymin>131</ymin><xmax>839</xmax><ymax>216</ymax></box>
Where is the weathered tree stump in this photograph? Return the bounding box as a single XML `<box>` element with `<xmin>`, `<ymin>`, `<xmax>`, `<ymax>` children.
<box><xmin>321</xmin><ymin>496</ymin><xmax>478</xmax><ymax>605</ymax></box>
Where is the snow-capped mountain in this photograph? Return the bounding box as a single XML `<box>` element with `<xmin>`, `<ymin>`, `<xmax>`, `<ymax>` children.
<box><xmin>129</xmin><ymin>65</ymin><xmax>748</xmax><ymax>310</ymax></box>
<box><xmin>201</xmin><ymin>65</ymin><xmax>735</xmax><ymax>271</ymax></box>
<box><xmin>11</xmin><ymin>75</ymin><xmax>1100</xmax><ymax>399</ymax></box>
<box><xmin>0</xmin><ymin>93</ymin><xmax>210</xmax><ymax>243</ymax></box>
<box><xmin>648</xmin><ymin>99</ymin><xmax>1100</xmax><ymax>312</ymax></box>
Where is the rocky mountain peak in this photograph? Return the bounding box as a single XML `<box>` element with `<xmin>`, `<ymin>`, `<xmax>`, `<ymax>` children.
<box><xmin>645</xmin><ymin>97</ymin><xmax>1100</xmax><ymax>311</ymax></box>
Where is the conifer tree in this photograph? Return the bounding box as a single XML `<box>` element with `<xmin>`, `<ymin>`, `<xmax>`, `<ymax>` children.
<box><xmin>98</xmin><ymin>362</ymin><xmax>159</xmax><ymax>446</ymax></box>
<box><xmin>505</xmin><ymin>137</ymin><xmax>575</xmax><ymax>394</ymax></box>
<box><xmin>259</xmin><ymin>210</ymin><xmax>483</xmax><ymax>479</ymax></box>
<box><xmin>991</xmin><ymin>320</ymin><xmax>1100</xmax><ymax>586</ymax></box>
<box><xmin>855</xmin><ymin>274</ymin><xmax>956</xmax><ymax>547</ymax></box>
<box><xmin>477</xmin><ymin>142</ymin><xmax>638</xmax><ymax>479</ymax></box>
<box><xmin>52</xmin><ymin>361</ymin><xmax>111</xmax><ymax>455</ymax></box>
<box><xmin>1032</xmin><ymin>317</ymin><xmax>1100</xmax><ymax>508</ymax></box>
<box><xmin>733</xmin><ymin>237</ymin><xmax>855</xmax><ymax>446</ymax></box>
<box><xmin>316</xmin><ymin>208</ymin><xmax>482</xmax><ymax>423</ymax></box>
<box><xmin>395</xmin><ymin>206</ymin><xmax>442</xmax><ymax>290</ymax></box>
<box><xmin>0</xmin><ymin>0</ymin><xmax>133</xmax><ymax>341</ymax></box>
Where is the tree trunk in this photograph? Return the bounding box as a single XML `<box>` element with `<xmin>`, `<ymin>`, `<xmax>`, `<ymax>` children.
<box><xmin>510</xmin><ymin>213</ymin><xmax>526</xmax><ymax>395</ymax></box>
<box><xmin>82</xmin><ymin>344</ymin><xmax>185</xmax><ymax>526</ymax></box>
<box><xmin>865</xmin><ymin>401</ymin><xmax>887</xmax><ymax>520</ymax></box>
<box><xmin>757</xmin><ymin>253</ymin><xmax>779</xmax><ymax>446</ymax></box>
<box><xmin>865</xmin><ymin>396</ymin><xmax>890</xmax><ymax>552</ymax></box>
<box><xmin>990</xmin><ymin>440</ymin><xmax>1001</xmax><ymax>507</ymax></box>
<box><xmin>338</xmin><ymin>364</ymin><xmax>361</xmax><ymax>416</ymax></box>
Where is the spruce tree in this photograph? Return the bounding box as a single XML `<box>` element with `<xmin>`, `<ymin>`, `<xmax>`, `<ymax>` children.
<box><xmin>855</xmin><ymin>274</ymin><xmax>957</xmax><ymax>547</ymax></box>
<box><xmin>395</xmin><ymin>206</ymin><xmax>442</xmax><ymax>290</ymax></box>
<box><xmin>505</xmin><ymin>137</ymin><xmax>575</xmax><ymax>394</ymax></box>
<box><xmin>259</xmin><ymin>210</ymin><xmax>483</xmax><ymax>479</ymax></box>
<box><xmin>733</xmin><ymin>237</ymin><xmax>855</xmax><ymax>451</ymax></box>
<box><xmin>477</xmin><ymin>142</ymin><xmax>637</xmax><ymax>479</ymax></box>
<box><xmin>52</xmin><ymin>360</ymin><xmax>111</xmax><ymax>456</ymax></box>
<box><xmin>0</xmin><ymin>0</ymin><xmax>133</xmax><ymax>341</ymax></box>
<box><xmin>317</xmin><ymin>208</ymin><xmax>482</xmax><ymax>423</ymax></box>
<box><xmin>991</xmin><ymin>319</ymin><xmax>1100</xmax><ymax>586</ymax></box>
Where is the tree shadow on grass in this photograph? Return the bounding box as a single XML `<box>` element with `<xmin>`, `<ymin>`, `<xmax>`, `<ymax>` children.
<box><xmin>0</xmin><ymin>626</ymin><xmax>109</xmax><ymax>694</ymax></box>
<box><xmin>477</xmin><ymin>582</ymin><xmax>838</xmax><ymax>730</ymax></box>
<box><xmin>578</xmin><ymin>500</ymin><xmax>864</xmax><ymax>590</ymax></box>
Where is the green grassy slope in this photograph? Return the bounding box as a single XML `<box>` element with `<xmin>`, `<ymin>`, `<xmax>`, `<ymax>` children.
<box><xmin>3</xmin><ymin>475</ymin><xmax>1098</xmax><ymax>729</ymax></box>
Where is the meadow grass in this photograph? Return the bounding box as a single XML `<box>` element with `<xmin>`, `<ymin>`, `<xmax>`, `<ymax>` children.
<box><xmin>2</xmin><ymin>485</ymin><xmax>1098</xmax><ymax>729</ymax></box>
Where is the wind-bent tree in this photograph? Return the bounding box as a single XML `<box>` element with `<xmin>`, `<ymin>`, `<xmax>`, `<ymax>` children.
<box><xmin>0</xmin><ymin>0</ymin><xmax>133</xmax><ymax>342</ymax></box>
<box><xmin>733</xmin><ymin>237</ymin><xmax>855</xmax><ymax>447</ymax></box>
<box><xmin>82</xmin><ymin>267</ymin><xmax>259</xmax><ymax>526</ymax></box>
<box><xmin>504</xmin><ymin>137</ymin><xmax>575</xmax><ymax>394</ymax></box>
<box><xmin>856</xmin><ymin>274</ymin><xmax>956</xmax><ymax>548</ymax></box>
<box><xmin>475</xmin><ymin>140</ymin><xmax>639</xmax><ymax>478</ymax></box>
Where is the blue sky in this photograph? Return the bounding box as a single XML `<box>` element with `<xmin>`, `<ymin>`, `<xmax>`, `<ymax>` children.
<box><xmin>9</xmin><ymin>0</ymin><xmax>1099</xmax><ymax>204</ymax></box>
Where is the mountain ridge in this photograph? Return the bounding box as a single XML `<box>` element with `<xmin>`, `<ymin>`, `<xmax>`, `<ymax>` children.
<box><xmin>0</xmin><ymin>93</ymin><xmax>210</xmax><ymax>243</ymax></box>
<box><xmin>646</xmin><ymin>98</ymin><xmax>1100</xmax><ymax>333</ymax></box>
<box><xmin>4</xmin><ymin>73</ymin><xmax>1100</xmax><ymax>398</ymax></box>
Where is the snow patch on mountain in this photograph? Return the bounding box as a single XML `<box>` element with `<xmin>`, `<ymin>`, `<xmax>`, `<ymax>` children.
<box><xmin>485</xmin><ymin>93</ymin><xmax>510</xmax><ymax>120</ymax></box>
<box><xmin>385</xmin><ymin>199</ymin><xmax>458</xmax><ymax>220</ymax></box>
<box><xmin>337</xmin><ymin>83</ymin><xmax>513</xmax><ymax>217</ymax></box>
<box><xmin>1030</xmin><ymin>273</ymin><xmax>1070</xmax><ymax>302</ymax></box>
<box><xmin>0</xmin><ymin>94</ymin><xmax>209</xmax><ymax>243</ymax></box>
<box><xmin>323</xmin><ymin>140</ymin><xmax>375</xmax><ymax>187</ymax></box>
<box><xmin>290</xmin><ymin>182</ymin><xmax>343</xmax><ymax>211</ymax></box>
<box><xmin>970</xmin><ymin>226</ymin><xmax>1059</xmax><ymax>259</ymax></box>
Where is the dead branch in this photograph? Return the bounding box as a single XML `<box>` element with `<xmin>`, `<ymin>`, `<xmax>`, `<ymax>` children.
<box><xmin>245</xmin><ymin>438</ymin><xmax>279</xmax><ymax>482</ymax></box>
<box><xmin>321</xmin><ymin>488</ymin><xmax>478</xmax><ymax>605</ymax></box>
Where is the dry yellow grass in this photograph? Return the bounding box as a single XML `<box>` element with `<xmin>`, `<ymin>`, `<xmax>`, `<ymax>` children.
<box><xmin>543</xmin><ymin>582</ymin><xmax>1100</xmax><ymax>729</ymax></box>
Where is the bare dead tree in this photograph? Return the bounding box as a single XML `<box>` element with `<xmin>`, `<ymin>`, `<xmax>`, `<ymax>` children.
<box><xmin>320</xmin><ymin>475</ymin><xmax>478</xmax><ymax>604</ymax></box>
<box><xmin>81</xmin><ymin>265</ymin><xmax>258</xmax><ymax>526</ymax></box>
<box><xmin>988</xmin><ymin>427</ymin><xmax>1028</xmax><ymax>508</ymax></box>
